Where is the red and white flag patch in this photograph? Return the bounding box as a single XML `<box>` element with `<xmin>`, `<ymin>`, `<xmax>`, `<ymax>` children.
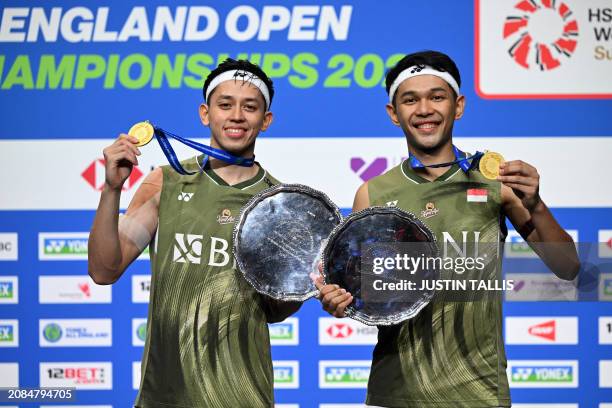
<box><xmin>467</xmin><ymin>188</ymin><xmax>488</xmax><ymax>203</ymax></box>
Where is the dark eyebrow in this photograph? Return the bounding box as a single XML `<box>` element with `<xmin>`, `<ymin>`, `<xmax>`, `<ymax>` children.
<box><xmin>398</xmin><ymin>87</ymin><xmax>450</xmax><ymax>99</ymax></box>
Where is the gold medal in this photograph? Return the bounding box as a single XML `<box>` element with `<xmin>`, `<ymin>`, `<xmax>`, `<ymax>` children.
<box><xmin>128</xmin><ymin>121</ymin><xmax>154</xmax><ymax>146</ymax></box>
<box><xmin>479</xmin><ymin>151</ymin><xmax>505</xmax><ymax>180</ymax></box>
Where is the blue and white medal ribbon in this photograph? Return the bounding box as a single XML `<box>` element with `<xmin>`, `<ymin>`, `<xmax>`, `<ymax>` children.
<box><xmin>409</xmin><ymin>145</ymin><xmax>483</xmax><ymax>173</ymax></box>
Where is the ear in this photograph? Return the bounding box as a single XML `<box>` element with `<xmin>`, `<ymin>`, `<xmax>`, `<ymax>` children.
<box><xmin>199</xmin><ymin>103</ymin><xmax>210</xmax><ymax>126</ymax></box>
<box><xmin>385</xmin><ymin>103</ymin><xmax>400</xmax><ymax>127</ymax></box>
<box><xmin>260</xmin><ymin>111</ymin><xmax>273</xmax><ymax>132</ymax></box>
<box><xmin>454</xmin><ymin>95</ymin><xmax>465</xmax><ymax>120</ymax></box>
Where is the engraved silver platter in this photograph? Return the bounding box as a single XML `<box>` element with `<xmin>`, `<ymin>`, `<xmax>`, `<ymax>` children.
<box><xmin>233</xmin><ymin>184</ymin><xmax>343</xmax><ymax>301</ymax></box>
<box><xmin>322</xmin><ymin>206</ymin><xmax>439</xmax><ymax>326</ymax></box>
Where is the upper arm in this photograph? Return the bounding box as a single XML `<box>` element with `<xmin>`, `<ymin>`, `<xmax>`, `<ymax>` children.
<box><xmin>352</xmin><ymin>182</ymin><xmax>370</xmax><ymax>212</ymax></box>
<box><xmin>118</xmin><ymin>168</ymin><xmax>163</xmax><ymax>268</ymax></box>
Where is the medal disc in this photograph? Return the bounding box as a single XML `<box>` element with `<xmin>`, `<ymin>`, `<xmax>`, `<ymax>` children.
<box><xmin>479</xmin><ymin>151</ymin><xmax>505</xmax><ymax>180</ymax></box>
<box><xmin>128</xmin><ymin>121</ymin><xmax>154</xmax><ymax>147</ymax></box>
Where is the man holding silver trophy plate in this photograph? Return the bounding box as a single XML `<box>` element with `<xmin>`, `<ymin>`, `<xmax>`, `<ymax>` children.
<box><xmin>314</xmin><ymin>51</ymin><xmax>580</xmax><ymax>408</ymax></box>
<box><xmin>88</xmin><ymin>59</ymin><xmax>302</xmax><ymax>407</ymax></box>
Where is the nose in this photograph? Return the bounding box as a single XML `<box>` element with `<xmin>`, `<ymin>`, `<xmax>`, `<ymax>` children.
<box><xmin>415</xmin><ymin>99</ymin><xmax>434</xmax><ymax>116</ymax></box>
<box><xmin>229</xmin><ymin>105</ymin><xmax>246</xmax><ymax>122</ymax></box>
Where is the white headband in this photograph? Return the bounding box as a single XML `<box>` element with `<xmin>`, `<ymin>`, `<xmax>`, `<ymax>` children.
<box><xmin>205</xmin><ymin>69</ymin><xmax>271</xmax><ymax>110</ymax></box>
<box><xmin>388</xmin><ymin>65</ymin><xmax>461</xmax><ymax>103</ymax></box>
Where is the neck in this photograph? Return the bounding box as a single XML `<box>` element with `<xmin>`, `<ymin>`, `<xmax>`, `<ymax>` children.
<box><xmin>408</xmin><ymin>140</ymin><xmax>455</xmax><ymax>180</ymax></box>
<box><xmin>208</xmin><ymin>158</ymin><xmax>259</xmax><ymax>186</ymax></box>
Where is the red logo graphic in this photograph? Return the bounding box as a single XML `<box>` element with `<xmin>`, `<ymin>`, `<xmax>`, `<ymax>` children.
<box><xmin>503</xmin><ymin>0</ymin><xmax>578</xmax><ymax>70</ymax></box>
<box><xmin>326</xmin><ymin>323</ymin><xmax>353</xmax><ymax>338</ymax></box>
<box><xmin>78</xmin><ymin>283</ymin><xmax>91</xmax><ymax>298</ymax></box>
<box><xmin>607</xmin><ymin>238</ymin><xmax>612</xmax><ymax>249</ymax></box>
<box><xmin>81</xmin><ymin>158</ymin><xmax>143</xmax><ymax>191</ymax></box>
<box><xmin>528</xmin><ymin>319</ymin><xmax>556</xmax><ymax>341</ymax></box>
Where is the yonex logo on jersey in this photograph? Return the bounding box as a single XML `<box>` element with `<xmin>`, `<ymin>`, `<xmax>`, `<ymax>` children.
<box><xmin>178</xmin><ymin>192</ymin><xmax>194</xmax><ymax>201</ymax></box>
<box><xmin>173</xmin><ymin>234</ymin><xmax>203</xmax><ymax>264</ymax></box>
<box><xmin>385</xmin><ymin>200</ymin><xmax>398</xmax><ymax>207</ymax></box>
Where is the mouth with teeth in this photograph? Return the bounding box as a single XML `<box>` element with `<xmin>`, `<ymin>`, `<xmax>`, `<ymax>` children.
<box><xmin>223</xmin><ymin>127</ymin><xmax>248</xmax><ymax>139</ymax></box>
<box><xmin>412</xmin><ymin>121</ymin><xmax>441</xmax><ymax>135</ymax></box>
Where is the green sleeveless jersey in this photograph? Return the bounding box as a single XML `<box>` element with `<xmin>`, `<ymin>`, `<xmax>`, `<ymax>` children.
<box><xmin>135</xmin><ymin>157</ymin><xmax>280</xmax><ymax>408</ymax></box>
<box><xmin>365</xmin><ymin>159</ymin><xmax>510</xmax><ymax>408</ymax></box>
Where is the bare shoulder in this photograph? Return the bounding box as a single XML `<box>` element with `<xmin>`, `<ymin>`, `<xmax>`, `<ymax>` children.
<box><xmin>126</xmin><ymin>167</ymin><xmax>163</xmax><ymax>215</ymax></box>
<box><xmin>352</xmin><ymin>181</ymin><xmax>370</xmax><ymax>212</ymax></box>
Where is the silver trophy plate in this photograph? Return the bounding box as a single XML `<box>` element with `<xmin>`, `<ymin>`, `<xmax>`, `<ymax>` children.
<box><xmin>322</xmin><ymin>206</ymin><xmax>439</xmax><ymax>326</ymax></box>
<box><xmin>233</xmin><ymin>184</ymin><xmax>342</xmax><ymax>301</ymax></box>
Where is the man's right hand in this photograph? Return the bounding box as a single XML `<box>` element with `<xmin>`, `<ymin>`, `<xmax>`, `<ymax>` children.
<box><xmin>102</xmin><ymin>134</ymin><xmax>141</xmax><ymax>191</ymax></box>
<box><xmin>311</xmin><ymin>267</ymin><xmax>353</xmax><ymax>318</ymax></box>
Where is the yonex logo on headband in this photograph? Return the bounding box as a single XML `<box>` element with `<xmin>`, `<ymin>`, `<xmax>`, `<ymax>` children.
<box><xmin>388</xmin><ymin>64</ymin><xmax>461</xmax><ymax>103</ymax></box>
<box><xmin>205</xmin><ymin>69</ymin><xmax>271</xmax><ymax>110</ymax></box>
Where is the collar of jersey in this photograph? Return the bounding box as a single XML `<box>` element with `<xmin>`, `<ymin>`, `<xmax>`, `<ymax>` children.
<box><xmin>198</xmin><ymin>155</ymin><xmax>265</xmax><ymax>189</ymax></box>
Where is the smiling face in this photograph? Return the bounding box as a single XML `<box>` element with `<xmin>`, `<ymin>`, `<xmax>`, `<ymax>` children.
<box><xmin>199</xmin><ymin>80</ymin><xmax>272</xmax><ymax>157</ymax></box>
<box><xmin>386</xmin><ymin>74</ymin><xmax>464</xmax><ymax>154</ymax></box>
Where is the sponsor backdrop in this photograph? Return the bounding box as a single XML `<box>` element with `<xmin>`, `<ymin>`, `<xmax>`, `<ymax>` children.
<box><xmin>1</xmin><ymin>0</ymin><xmax>612</xmax><ymax>407</ymax></box>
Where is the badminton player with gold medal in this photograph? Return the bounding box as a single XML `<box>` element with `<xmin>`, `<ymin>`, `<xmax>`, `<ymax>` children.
<box><xmin>479</xmin><ymin>151</ymin><xmax>505</xmax><ymax>180</ymax></box>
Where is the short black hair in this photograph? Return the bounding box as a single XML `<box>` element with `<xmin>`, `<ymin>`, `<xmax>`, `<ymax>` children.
<box><xmin>385</xmin><ymin>50</ymin><xmax>461</xmax><ymax>103</ymax></box>
<box><xmin>202</xmin><ymin>58</ymin><xmax>275</xmax><ymax>108</ymax></box>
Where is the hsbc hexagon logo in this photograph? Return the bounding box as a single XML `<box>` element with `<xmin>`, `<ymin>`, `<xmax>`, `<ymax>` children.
<box><xmin>81</xmin><ymin>158</ymin><xmax>143</xmax><ymax>191</ymax></box>
<box><xmin>503</xmin><ymin>0</ymin><xmax>579</xmax><ymax>71</ymax></box>
<box><xmin>328</xmin><ymin>323</ymin><xmax>353</xmax><ymax>339</ymax></box>
<box><xmin>319</xmin><ymin>318</ymin><xmax>378</xmax><ymax>345</ymax></box>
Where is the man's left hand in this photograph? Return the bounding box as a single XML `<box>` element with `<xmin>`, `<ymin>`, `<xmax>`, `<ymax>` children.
<box><xmin>498</xmin><ymin>160</ymin><xmax>541</xmax><ymax>213</ymax></box>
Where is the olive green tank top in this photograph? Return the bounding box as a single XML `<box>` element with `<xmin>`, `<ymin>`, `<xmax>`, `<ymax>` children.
<box><xmin>135</xmin><ymin>156</ymin><xmax>280</xmax><ymax>408</ymax></box>
<box><xmin>365</xmin><ymin>159</ymin><xmax>510</xmax><ymax>408</ymax></box>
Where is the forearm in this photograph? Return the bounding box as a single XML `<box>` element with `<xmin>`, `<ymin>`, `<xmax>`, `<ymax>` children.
<box><xmin>88</xmin><ymin>186</ymin><xmax>124</xmax><ymax>284</ymax></box>
<box><xmin>530</xmin><ymin>200</ymin><xmax>580</xmax><ymax>280</ymax></box>
<box><xmin>264</xmin><ymin>299</ymin><xmax>302</xmax><ymax>323</ymax></box>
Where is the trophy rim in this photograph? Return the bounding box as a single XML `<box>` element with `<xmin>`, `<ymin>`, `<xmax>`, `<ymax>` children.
<box><xmin>321</xmin><ymin>205</ymin><xmax>439</xmax><ymax>326</ymax></box>
<box><xmin>233</xmin><ymin>183</ymin><xmax>343</xmax><ymax>301</ymax></box>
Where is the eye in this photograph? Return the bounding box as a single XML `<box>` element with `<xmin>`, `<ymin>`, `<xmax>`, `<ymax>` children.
<box><xmin>218</xmin><ymin>103</ymin><xmax>231</xmax><ymax>109</ymax></box>
<box><xmin>402</xmin><ymin>97</ymin><xmax>416</xmax><ymax>105</ymax></box>
<box><xmin>431</xmin><ymin>94</ymin><xmax>446</xmax><ymax>102</ymax></box>
<box><xmin>244</xmin><ymin>104</ymin><xmax>257</xmax><ymax>112</ymax></box>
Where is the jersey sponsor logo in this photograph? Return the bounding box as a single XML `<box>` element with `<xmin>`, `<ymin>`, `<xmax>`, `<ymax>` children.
<box><xmin>273</xmin><ymin>361</ymin><xmax>299</xmax><ymax>389</ymax></box>
<box><xmin>506</xmin><ymin>230</ymin><xmax>578</xmax><ymax>258</ymax></box>
<box><xmin>177</xmin><ymin>191</ymin><xmax>194</xmax><ymax>201</ymax></box>
<box><xmin>319</xmin><ymin>318</ymin><xmax>377</xmax><ymax>345</ymax></box>
<box><xmin>132</xmin><ymin>275</ymin><xmax>150</xmax><ymax>303</ymax></box>
<box><xmin>0</xmin><ymin>233</ymin><xmax>18</xmax><ymax>261</ymax></box>
<box><xmin>132</xmin><ymin>318</ymin><xmax>147</xmax><ymax>346</ymax></box>
<box><xmin>269</xmin><ymin>318</ymin><xmax>299</xmax><ymax>345</ymax></box>
<box><xmin>0</xmin><ymin>277</ymin><xmax>18</xmax><ymax>304</ymax></box>
<box><xmin>600</xmin><ymin>360</ymin><xmax>612</xmax><ymax>387</ymax></box>
<box><xmin>173</xmin><ymin>233</ymin><xmax>203</xmax><ymax>264</ymax></box>
<box><xmin>385</xmin><ymin>200</ymin><xmax>398</xmax><ymax>207</ymax></box>
<box><xmin>441</xmin><ymin>230</ymin><xmax>481</xmax><ymax>258</ymax></box>
<box><xmin>507</xmin><ymin>360</ymin><xmax>578</xmax><ymax>388</ymax></box>
<box><xmin>319</xmin><ymin>360</ymin><xmax>370</xmax><ymax>388</ymax></box>
<box><xmin>40</xmin><ymin>319</ymin><xmax>112</xmax><ymax>347</ymax></box>
<box><xmin>599</xmin><ymin>230</ymin><xmax>612</xmax><ymax>258</ymax></box>
<box><xmin>217</xmin><ymin>208</ymin><xmax>235</xmax><ymax>225</ymax></box>
<box><xmin>599</xmin><ymin>316</ymin><xmax>612</xmax><ymax>344</ymax></box>
<box><xmin>0</xmin><ymin>363</ymin><xmax>19</xmax><ymax>387</ymax></box>
<box><xmin>421</xmin><ymin>201</ymin><xmax>439</xmax><ymax>218</ymax></box>
<box><xmin>0</xmin><ymin>320</ymin><xmax>18</xmax><ymax>347</ymax></box>
<box><xmin>599</xmin><ymin>273</ymin><xmax>612</xmax><ymax>301</ymax></box>
<box><xmin>350</xmin><ymin>157</ymin><xmax>387</xmax><ymax>182</ymax></box>
<box><xmin>38</xmin><ymin>232</ymin><xmax>89</xmax><ymax>260</ymax></box>
<box><xmin>82</xmin><ymin>158</ymin><xmax>143</xmax><ymax>191</ymax></box>
<box><xmin>505</xmin><ymin>273</ymin><xmax>578</xmax><ymax>301</ymax></box>
<box><xmin>40</xmin><ymin>362</ymin><xmax>113</xmax><ymax>389</ymax></box>
<box><xmin>133</xmin><ymin>361</ymin><xmax>141</xmax><ymax>390</ymax></box>
<box><xmin>505</xmin><ymin>317</ymin><xmax>578</xmax><ymax>344</ymax></box>
<box><xmin>503</xmin><ymin>0</ymin><xmax>579</xmax><ymax>71</ymax></box>
<box><xmin>39</xmin><ymin>276</ymin><xmax>112</xmax><ymax>304</ymax></box>
<box><xmin>467</xmin><ymin>188</ymin><xmax>488</xmax><ymax>202</ymax></box>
